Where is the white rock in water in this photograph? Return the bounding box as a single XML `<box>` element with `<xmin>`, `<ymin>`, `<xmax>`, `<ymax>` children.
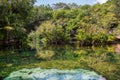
<box><xmin>4</xmin><ymin>68</ymin><xmax>106</xmax><ymax>80</ymax></box>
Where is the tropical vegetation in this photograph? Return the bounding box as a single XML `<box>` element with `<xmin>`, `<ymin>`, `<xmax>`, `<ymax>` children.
<box><xmin>0</xmin><ymin>0</ymin><xmax>120</xmax><ymax>48</ymax></box>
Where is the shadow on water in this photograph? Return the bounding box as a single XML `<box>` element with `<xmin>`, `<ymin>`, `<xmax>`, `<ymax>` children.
<box><xmin>0</xmin><ymin>44</ymin><xmax>120</xmax><ymax>80</ymax></box>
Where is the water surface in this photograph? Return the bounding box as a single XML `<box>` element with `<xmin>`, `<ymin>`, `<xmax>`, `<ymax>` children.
<box><xmin>0</xmin><ymin>44</ymin><xmax>120</xmax><ymax>80</ymax></box>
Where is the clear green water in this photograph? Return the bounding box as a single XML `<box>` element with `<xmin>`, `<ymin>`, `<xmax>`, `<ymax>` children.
<box><xmin>0</xmin><ymin>44</ymin><xmax>120</xmax><ymax>80</ymax></box>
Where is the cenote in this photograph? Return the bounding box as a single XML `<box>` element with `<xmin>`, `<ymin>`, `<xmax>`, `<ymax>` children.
<box><xmin>0</xmin><ymin>44</ymin><xmax>120</xmax><ymax>80</ymax></box>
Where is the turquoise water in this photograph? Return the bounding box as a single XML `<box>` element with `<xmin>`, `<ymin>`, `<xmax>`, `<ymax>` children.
<box><xmin>4</xmin><ymin>68</ymin><xmax>106</xmax><ymax>80</ymax></box>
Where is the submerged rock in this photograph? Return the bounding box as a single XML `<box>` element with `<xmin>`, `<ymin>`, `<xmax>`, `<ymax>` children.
<box><xmin>4</xmin><ymin>68</ymin><xmax>106</xmax><ymax>80</ymax></box>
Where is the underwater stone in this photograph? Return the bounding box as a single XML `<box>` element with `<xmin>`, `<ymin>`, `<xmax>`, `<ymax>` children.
<box><xmin>4</xmin><ymin>68</ymin><xmax>106</xmax><ymax>80</ymax></box>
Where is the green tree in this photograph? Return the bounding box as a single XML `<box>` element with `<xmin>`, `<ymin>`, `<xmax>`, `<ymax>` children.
<box><xmin>53</xmin><ymin>2</ymin><xmax>70</xmax><ymax>10</ymax></box>
<box><xmin>0</xmin><ymin>0</ymin><xmax>36</xmax><ymax>47</ymax></box>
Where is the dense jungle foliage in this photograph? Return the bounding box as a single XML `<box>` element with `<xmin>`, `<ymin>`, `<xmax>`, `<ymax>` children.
<box><xmin>0</xmin><ymin>1</ymin><xmax>120</xmax><ymax>80</ymax></box>
<box><xmin>0</xmin><ymin>0</ymin><xmax>120</xmax><ymax>48</ymax></box>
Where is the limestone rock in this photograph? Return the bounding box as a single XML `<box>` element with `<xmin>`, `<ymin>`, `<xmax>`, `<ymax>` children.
<box><xmin>4</xmin><ymin>68</ymin><xmax>106</xmax><ymax>80</ymax></box>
